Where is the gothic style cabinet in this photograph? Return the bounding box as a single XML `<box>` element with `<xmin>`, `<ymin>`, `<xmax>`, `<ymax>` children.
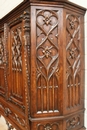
<box><xmin>0</xmin><ymin>0</ymin><xmax>86</xmax><ymax>130</ymax></box>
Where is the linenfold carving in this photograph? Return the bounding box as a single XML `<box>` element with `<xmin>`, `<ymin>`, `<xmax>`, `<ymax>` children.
<box><xmin>36</xmin><ymin>9</ymin><xmax>59</xmax><ymax>113</ymax></box>
<box><xmin>66</xmin><ymin>14</ymin><xmax>81</xmax><ymax>108</ymax></box>
<box><xmin>37</xmin><ymin>122</ymin><xmax>59</xmax><ymax>130</ymax></box>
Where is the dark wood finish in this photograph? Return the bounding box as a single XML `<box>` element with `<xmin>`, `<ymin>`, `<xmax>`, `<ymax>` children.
<box><xmin>0</xmin><ymin>0</ymin><xmax>86</xmax><ymax>130</ymax></box>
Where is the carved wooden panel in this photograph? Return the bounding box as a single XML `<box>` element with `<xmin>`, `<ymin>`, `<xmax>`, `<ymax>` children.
<box><xmin>37</xmin><ymin>122</ymin><xmax>59</xmax><ymax>130</ymax></box>
<box><xmin>30</xmin><ymin>120</ymin><xmax>62</xmax><ymax>130</ymax></box>
<box><xmin>66</xmin><ymin>14</ymin><xmax>81</xmax><ymax>109</ymax></box>
<box><xmin>8</xmin><ymin>23</ymin><xmax>25</xmax><ymax>109</ymax></box>
<box><xmin>0</xmin><ymin>101</ymin><xmax>25</xmax><ymax>129</ymax></box>
<box><xmin>65</xmin><ymin>112</ymin><xmax>84</xmax><ymax>130</ymax></box>
<box><xmin>66</xmin><ymin>116</ymin><xmax>80</xmax><ymax>130</ymax></box>
<box><xmin>0</xmin><ymin>32</ymin><xmax>5</xmax><ymax>97</ymax></box>
<box><xmin>36</xmin><ymin>9</ymin><xmax>59</xmax><ymax>113</ymax></box>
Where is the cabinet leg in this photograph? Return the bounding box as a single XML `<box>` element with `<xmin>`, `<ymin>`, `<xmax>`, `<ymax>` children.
<box><xmin>6</xmin><ymin>120</ymin><xmax>14</xmax><ymax>130</ymax></box>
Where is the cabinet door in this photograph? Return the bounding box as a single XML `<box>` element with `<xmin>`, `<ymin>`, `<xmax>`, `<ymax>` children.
<box><xmin>0</xmin><ymin>32</ymin><xmax>6</xmax><ymax>98</ymax></box>
<box><xmin>31</xmin><ymin>6</ymin><xmax>63</xmax><ymax>117</ymax></box>
<box><xmin>8</xmin><ymin>22</ymin><xmax>25</xmax><ymax>110</ymax></box>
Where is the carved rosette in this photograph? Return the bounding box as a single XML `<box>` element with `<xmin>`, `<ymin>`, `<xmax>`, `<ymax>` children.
<box><xmin>37</xmin><ymin>122</ymin><xmax>59</xmax><ymax>130</ymax></box>
<box><xmin>66</xmin><ymin>14</ymin><xmax>81</xmax><ymax>108</ymax></box>
<box><xmin>12</xmin><ymin>27</ymin><xmax>22</xmax><ymax>72</ymax></box>
<box><xmin>36</xmin><ymin>9</ymin><xmax>59</xmax><ymax>113</ymax></box>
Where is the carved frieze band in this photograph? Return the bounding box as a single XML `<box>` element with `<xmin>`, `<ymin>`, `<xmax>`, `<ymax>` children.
<box><xmin>37</xmin><ymin>122</ymin><xmax>59</xmax><ymax>130</ymax></box>
<box><xmin>66</xmin><ymin>14</ymin><xmax>81</xmax><ymax>108</ymax></box>
<box><xmin>36</xmin><ymin>9</ymin><xmax>59</xmax><ymax>113</ymax></box>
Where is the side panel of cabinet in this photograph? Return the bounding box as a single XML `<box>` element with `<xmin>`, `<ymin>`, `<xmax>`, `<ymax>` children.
<box><xmin>31</xmin><ymin>6</ymin><xmax>63</xmax><ymax>117</ymax></box>
<box><xmin>64</xmin><ymin>10</ymin><xmax>85</xmax><ymax>114</ymax></box>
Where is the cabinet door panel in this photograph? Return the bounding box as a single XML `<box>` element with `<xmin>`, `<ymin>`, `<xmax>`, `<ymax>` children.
<box><xmin>8</xmin><ymin>23</ymin><xmax>25</xmax><ymax>109</ymax></box>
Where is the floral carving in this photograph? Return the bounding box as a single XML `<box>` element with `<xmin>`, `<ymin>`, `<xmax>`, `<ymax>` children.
<box><xmin>42</xmin><ymin>46</ymin><xmax>52</xmax><ymax>58</ymax></box>
<box><xmin>69</xmin><ymin>48</ymin><xmax>77</xmax><ymax>59</ymax></box>
<box><xmin>69</xmin><ymin>20</ymin><xmax>75</xmax><ymax>29</ymax></box>
<box><xmin>43</xmin><ymin>15</ymin><xmax>51</xmax><ymax>25</ymax></box>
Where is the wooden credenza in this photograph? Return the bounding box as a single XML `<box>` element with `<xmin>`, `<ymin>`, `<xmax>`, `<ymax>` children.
<box><xmin>0</xmin><ymin>0</ymin><xmax>86</xmax><ymax>130</ymax></box>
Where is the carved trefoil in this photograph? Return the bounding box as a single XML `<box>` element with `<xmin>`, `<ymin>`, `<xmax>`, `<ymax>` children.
<box><xmin>66</xmin><ymin>14</ymin><xmax>81</xmax><ymax>108</ymax></box>
<box><xmin>36</xmin><ymin>9</ymin><xmax>59</xmax><ymax>113</ymax></box>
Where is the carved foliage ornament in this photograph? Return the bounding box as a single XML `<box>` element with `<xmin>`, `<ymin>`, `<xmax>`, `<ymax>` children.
<box><xmin>36</xmin><ymin>9</ymin><xmax>59</xmax><ymax>112</ymax></box>
<box><xmin>12</xmin><ymin>27</ymin><xmax>22</xmax><ymax>72</ymax></box>
<box><xmin>37</xmin><ymin>122</ymin><xmax>59</xmax><ymax>130</ymax></box>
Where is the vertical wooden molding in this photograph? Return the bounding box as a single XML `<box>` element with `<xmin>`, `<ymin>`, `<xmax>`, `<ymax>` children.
<box><xmin>4</xmin><ymin>23</ymin><xmax>9</xmax><ymax>99</ymax></box>
<box><xmin>23</xmin><ymin>10</ymin><xmax>30</xmax><ymax>130</ymax></box>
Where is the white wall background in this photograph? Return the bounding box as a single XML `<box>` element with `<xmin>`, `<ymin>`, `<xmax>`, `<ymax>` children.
<box><xmin>0</xmin><ymin>0</ymin><xmax>87</xmax><ymax>129</ymax></box>
<box><xmin>0</xmin><ymin>0</ymin><xmax>23</xmax><ymax>19</ymax></box>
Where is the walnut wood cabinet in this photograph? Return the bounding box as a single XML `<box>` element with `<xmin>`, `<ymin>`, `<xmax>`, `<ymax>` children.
<box><xmin>0</xmin><ymin>0</ymin><xmax>86</xmax><ymax>130</ymax></box>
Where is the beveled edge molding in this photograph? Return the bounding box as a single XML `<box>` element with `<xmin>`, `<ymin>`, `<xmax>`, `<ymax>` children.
<box><xmin>29</xmin><ymin>108</ymin><xmax>85</xmax><ymax>122</ymax></box>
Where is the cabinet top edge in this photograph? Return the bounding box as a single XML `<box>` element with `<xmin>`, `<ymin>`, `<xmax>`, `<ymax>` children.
<box><xmin>0</xmin><ymin>0</ymin><xmax>86</xmax><ymax>28</ymax></box>
<box><xmin>29</xmin><ymin>0</ymin><xmax>86</xmax><ymax>11</ymax></box>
